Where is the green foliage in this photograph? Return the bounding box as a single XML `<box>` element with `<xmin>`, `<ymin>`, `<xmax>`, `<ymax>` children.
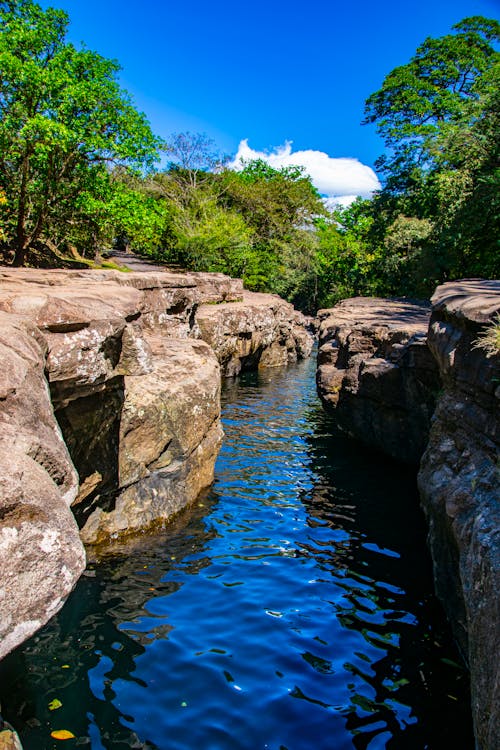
<box><xmin>168</xmin><ymin>195</ymin><xmax>254</xmax><ymax>275</ymax></box>
<box><xmin>358</xmin><ymin>15</ymin><xmax>500</xmax><ymax>298</ymax></box>
<box><xmin>314</xmin><ymin>200</ymin><xmax>382</xmax><ymax>305</ymax></box>
<box><xmin>0</xmin><ymin>0</ymin><xmax>161</xmax><ymax>264</ymax></box>
<box><xmin>1</xmin><ymin>4</ymin><xmax>497</xmax><ymax>315</ymax></box>
<box><xmin>364</xmin><ymin>16</ymin><xmax>500</xmax><ymax>188</ymax></box>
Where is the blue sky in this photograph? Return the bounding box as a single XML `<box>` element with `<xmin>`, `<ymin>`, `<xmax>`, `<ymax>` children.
<box><xmin>41</xmin><ymin>0</ymin><xmax>499</xmax><ymax>201</ymax></box>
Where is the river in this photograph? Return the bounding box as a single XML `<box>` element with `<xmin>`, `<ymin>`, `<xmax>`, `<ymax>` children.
<box><xmin>0</xmin><ymin>355</ymin><xmax>473</xmax><ymax>749</ymax></box>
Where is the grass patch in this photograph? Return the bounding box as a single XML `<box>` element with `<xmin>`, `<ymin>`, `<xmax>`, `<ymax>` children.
<box><xmin>473</xmin><ymin>313</ymin><xmax>500</xmax><ymax>357</ymax></box>
<box><xmin>93</xmin><ymin>259</ymin><xmax>132</xmax><ymax>272</ymax></box>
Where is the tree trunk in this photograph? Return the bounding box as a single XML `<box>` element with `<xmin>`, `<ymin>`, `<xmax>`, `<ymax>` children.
<box><xmin>12</xmin><ymin>242</ymin><xmax>27</xmax><ymax>267</ymax></box>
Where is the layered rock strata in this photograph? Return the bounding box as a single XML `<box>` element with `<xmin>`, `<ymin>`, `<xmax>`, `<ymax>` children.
<box><xmin>316</xmin><ymin>297</ymin><xmax>440</xmax><ymax>463</ymax></box>
<box><xmin>0</xmin><ymin>267</ymin><xmax>313</xmax><ymax>658</ymax></box>
<box><xmin>417</xmin><ymin>280</ymin><xmax>500</xmax><ymax>750</ymax></box>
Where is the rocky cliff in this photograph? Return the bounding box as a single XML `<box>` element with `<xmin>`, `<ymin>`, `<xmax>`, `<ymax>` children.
<box><xmin>0</xmin><ymin>312</ymin><xmax>85</xmax><ymax>661</ymax></box>
<box><xmin>316</xmin><ymin>297</ymin><xmax>440</xmax><ymax>463</ymax></box>
<box><xmin>418</xmin><ymin>280</ymin><xmax>499</xmax><ymax>750</ymax></box>
<box><xmin>316</xmin><ymin>282</ymin><xmax>499</xmax><ymax>750</ymax></box>
<box><xmin>0</xmin><ymin>267</ymin><xmax>313</xmax><ymax>659</ymax></box>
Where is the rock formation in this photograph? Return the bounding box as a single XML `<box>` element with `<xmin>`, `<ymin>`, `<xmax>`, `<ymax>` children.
<box><xmin>196</xmin><ymin>291</ymin><xmax>314</xmax><ymax>376</ymax></box>
<box><xmin>418</xmin><ymin>280</ymin><xmax>499</xmax><ymax>750</ymax></box>
<box><xmin>0</xmin><ymin>312</ymin><xmax>85</xmax><ymax>661</ymax></box>
<box><xmin>316</xmin><ymin>297</ymin><xmax>440</xmax><ymax>463</ymax></box>
<box><xmin>316</xmin><ymin>282</ymin><xmax>500</xmax><ymax>750</ymax></box>
<box><xmin>0</xmin><ymin>266</ymin><xmax>313</xmax><ymax>658</ymax></box>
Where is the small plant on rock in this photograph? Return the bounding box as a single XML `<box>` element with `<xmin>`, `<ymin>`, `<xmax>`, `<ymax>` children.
<box><xmin>473</xmin><ymin>314</ymin><xmax>500</xmax><ymax>357</ymax></box>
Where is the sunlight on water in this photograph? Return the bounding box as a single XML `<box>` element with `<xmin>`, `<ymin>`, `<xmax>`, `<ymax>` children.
<box><xmin>0</xmin><ymin>356</ymin><xmax>473</xmax><ymax>749</ymax></box>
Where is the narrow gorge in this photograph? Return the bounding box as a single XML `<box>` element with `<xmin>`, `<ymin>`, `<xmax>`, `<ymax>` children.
<box><xmin>0</xmin><ymin>269</ymin><xmax>498</xmax><ymax>750</ymax></box>
<box><xmin>317</xmin><ymin>280</ymin><xmax>499</xmax><ymax>750</ymax></box>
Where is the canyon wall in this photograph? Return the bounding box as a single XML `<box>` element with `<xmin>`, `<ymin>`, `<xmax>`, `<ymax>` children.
<box><xmin>417</xmin><ymin>280</ymin><xmax>499</xmax><ymax>750</ymax></box>
<box><xmin>316</xmin><ymin>281</ymin><xmax>500</xmax><ymax>750</ymax></box>
<box><xmin>316</xmin><ymin>297</ymin><xmax>440</xmax><ymax>463</ymax></box>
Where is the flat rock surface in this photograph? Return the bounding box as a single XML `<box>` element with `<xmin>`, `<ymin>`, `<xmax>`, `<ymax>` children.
<box><xmin>431</xmin><ymin>279</ymin><xmax>500</xmax><ymax>322</ymax></box>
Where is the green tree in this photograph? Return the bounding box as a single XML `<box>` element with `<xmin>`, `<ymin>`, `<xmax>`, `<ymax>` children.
<box><xmin>314</xmin><ymin>199</ymin><xmax>382</xmax><ymax>306</ymax></box>
<box><xmin>217</xmin><ymin>160</ymin><xmax>325</xmax><ymax>302</ymax></box>
<box><xmin>363</xmin><ymin>16</ymin><xmax>500</xmax><ymax>291</ymax></box>
<box><xmin>364</xmin><ymin>16</ymin><xmax>500</xmax><ymax>191</ymax></box>
<box><xmin>164</xmin><ymin>131</ymin><xmax>227</xmax><ymax>190</ymax></box>
<box><xmin>0</xmin><ymin>0</ymin><xmax>161</xmax><ymax>265</ymax></box>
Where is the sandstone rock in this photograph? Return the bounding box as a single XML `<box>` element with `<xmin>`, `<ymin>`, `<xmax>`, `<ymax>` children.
<box><xmin>418</xmin><ymin>279</ymin><xmax>500</xmax><ymax>750</ymax></box>
<box><xmin>316</xmin><ymin>297</ymin><xmax>440</xmax><ymax>463</ymax></box>
<box><xmin>195</xmin><ymin>291</ymin><xmax>314</xmax><ymax>376</ymax></box>
<box><xmin>0</xmin><ymin>313</ymin><xmax>85</xmax><ymax>660</ymax></box>
<box><xmin>79</xmin><ymin>338</ymin><xmax>223</xmax><ymax>545</ymax></box>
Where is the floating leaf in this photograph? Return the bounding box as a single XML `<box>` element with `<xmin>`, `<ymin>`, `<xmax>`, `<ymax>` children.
<box><xmin>61</xmin><ymin>665</ymin><xmax>70</xmax><ymax>669</ymax></box>
<box><xmin>48</xmin><ymin>699</ymin><xmax>63</xmax><ymax>711</ymax></box>
<box><xmin>441</xmin><ymin>657</ymin><xmax>464</xmax><ymax>670</ymax></box>
<box><xmin>50</xmin><ymin>729</ymin><xmax>75</xmax><ymax>740</ymax></box>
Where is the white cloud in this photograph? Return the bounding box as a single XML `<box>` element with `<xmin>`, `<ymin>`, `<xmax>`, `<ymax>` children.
<box><xmin>228</xmin><ymin>139</ymin><xmax>380</xmax><ymax>207</ymax></box>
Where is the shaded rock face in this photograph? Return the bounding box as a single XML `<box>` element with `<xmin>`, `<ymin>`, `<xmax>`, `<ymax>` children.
<box><xmin>417</xmin><ymin>280</ymin><xmax>500</xmax><ymax>750</ymax></box>
<box><xmin>0</xmin><ymin>267</ymin><xmax>311</xmax><ymax>659</ymax></box>
<box><xmin>316</xmin><ymin>297</ymin><xmax>440</xmax><ymax>463</ymax></box>
<box><xmin>0</xmin><ymin>313</ymin><xmax>85</xmax><ymax>660</ymax></box>
<box><xmin>195</xmin><ymin>292</ymin><xmax>314</xmax><ymax>377</ymax></box>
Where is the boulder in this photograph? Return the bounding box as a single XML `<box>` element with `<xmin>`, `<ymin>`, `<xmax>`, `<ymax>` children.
<box><xmin>80</xmin><ymin>338</ymin><xmax>223</xmax><ymax>545</ymax></box>
<box><xmin>316</xmin><ymin>297</ymin><xmax>440</xmax><ymax>463</ymax></box>
<box><xmin>418</xmin><ymin>279</ymin><xmax>500</xmax><ymax>750</ymax></box>
<box><xmin>195</xmin><ymin>291</ymin><xmax>314</xmax><ymax>376</ymax></box>
<box><xmin>0</xmin><ymin>313</ymin><xmax>85</xmax><ymax>660</ymax></box>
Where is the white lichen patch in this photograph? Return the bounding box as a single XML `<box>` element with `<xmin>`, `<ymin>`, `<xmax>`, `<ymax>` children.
<box><xmin>38</xmin><ymin>528</ymin><xmax>60</xmax><ymax>553</ymax></box>
<box><xmin>0</xmin><ymin>526</ymin><xmax>19</xmax><ymax>550</ymax></box>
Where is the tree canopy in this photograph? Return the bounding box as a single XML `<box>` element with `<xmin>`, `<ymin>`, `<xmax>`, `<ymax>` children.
<box><xmin>0</xmin><ymin>0</ymin><xmax>161</xmax><ymax>265</ymax></box>
<box><xmin>364</xmin><ymin>16</ymin><xmax>500</xmax><ymax>189</ymax></box>
<box><xmin>354</xmin><ymin>16</ymin><xmax>500</xmax><ymax>294</ymax></box>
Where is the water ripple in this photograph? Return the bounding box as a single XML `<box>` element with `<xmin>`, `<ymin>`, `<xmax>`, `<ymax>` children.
<box><xmin>0</xmin><ymin>357</ymin><xmax>473</xmax><ymax>749</ymax></box>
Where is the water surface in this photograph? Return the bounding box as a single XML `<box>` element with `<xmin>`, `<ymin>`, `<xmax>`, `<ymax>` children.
<box><xmin>0</xmin><ymin>356</ymin><xmax>473</xmax><ymax>749</ymax></box>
